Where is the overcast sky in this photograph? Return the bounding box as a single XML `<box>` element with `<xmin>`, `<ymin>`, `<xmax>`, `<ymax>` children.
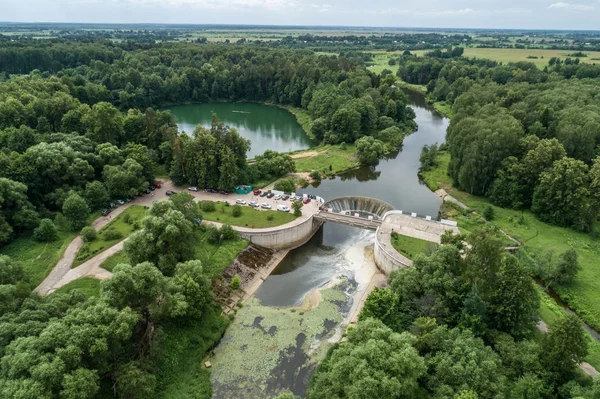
<box><xmin>2</xmin><ymin>0</ymin><xmax>600</xmax><ymax>30</ymax></box>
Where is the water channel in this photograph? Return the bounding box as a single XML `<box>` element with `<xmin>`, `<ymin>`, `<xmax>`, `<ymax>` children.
<box><xmin>207</xmin><ymin>92</ymin><xmax>449</xmax><ymax>398</ymax></box>
<box><xmin>168</xmin><ymin>102</ymin><xmax>315</xmax><ymax>158</ymax></box>
<box><xmin>255</xmin><ymin>90</ymin><xmax>448</xmax><ymax>308</ymax></box>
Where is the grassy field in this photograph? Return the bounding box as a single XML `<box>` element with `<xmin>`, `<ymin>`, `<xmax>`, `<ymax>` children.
<box><xmin>155</xmin><ymin>304</ymin><xmax>230</xmax><ymax>399</ymax></box>
<box><xmin>99</xmin><ymin>250</ymin><xmax>130</xmax><ymax>272</ymax></box>
<box><xmin>412</xmin><ymin>48</ymin><xmax>600</xmax><ymax>68</ymax></box>
<box><xmin>390</xmin><ymin>232</ymin><xmax>437</xmax><ymax>259</ymax></box>
<box><xmin>53</xmin><ymin>277</ymin><xmax>101</xmax><ymax>298</ymax></box>
<box><xmin>73</xmin><ymin>205</ymin><xmax>148</xmax><ymax>267</ymax></box>
<box><xmin>367</xmin><ymin>52</ymin><xmax>401</xmax><ymax>74</ymax></box>
<box><xmin>421</xmin><ymin>150</ymin><xmax>600</xmax><ymax>349</ymax></box>
<box><xmin>433</xmin><ymin>101</ymin><xmax>453</xmax><ymax>119</ymax></box>
<box><xmin>295</xmin><ymin>144</ymin><xmax>359</xmax><ymax>175</ymax></box>
<box><xmin>537</xmin><ymin>286</ymin><xmax>600</xmax><ymax>370</ymax></box>
<box><xmin>201</xmin><ymin>201</ymin><xmax>297</xmax><ymax>229</ymax></box>
<box><xmin>192</xmin><ymin>230</ymin><xmax>249</xmax><ymax>279</ymax></box>
<box><xmin>0</xmin><ymin>211</ymin><xmax>100</xmax><ymax>286</ymax></box>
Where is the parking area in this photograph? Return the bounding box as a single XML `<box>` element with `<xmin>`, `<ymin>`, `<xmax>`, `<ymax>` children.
<box><xmin>108</xmin><ymin>180</ymin><xmax>322</xmax><ymax>218</ymax></box>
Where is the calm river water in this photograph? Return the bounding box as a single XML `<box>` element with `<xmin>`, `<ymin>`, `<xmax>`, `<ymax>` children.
<box><xmin>255</xmin><ymin>91</ymin><xmax>449</xmax><ymax>307</ymax></box>
<box><xmin>168</xmin><ymin>102</ymin><xmax>315</xmax><ymax>158</ymax></box>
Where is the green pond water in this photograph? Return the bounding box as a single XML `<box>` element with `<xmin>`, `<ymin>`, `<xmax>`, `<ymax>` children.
<box><xmin>166</xmin><ymin>102</ymin><xmax>314</xmax><ymax>158</ymax></box>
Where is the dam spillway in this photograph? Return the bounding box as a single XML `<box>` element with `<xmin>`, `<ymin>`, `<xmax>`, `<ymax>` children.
<box><xmin>322</xmin><ymin>196</ymin><xmax>395</xmax><ymax>220</ymax></box>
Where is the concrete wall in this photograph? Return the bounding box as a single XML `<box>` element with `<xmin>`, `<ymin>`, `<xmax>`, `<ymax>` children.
<box><xmin>238</xmin><ymin>216</ymin><xmax>322</xmax><ymax>250</ymax></box>
<box><xmin>373</xmin><ymin>228</ymin><xmax>412</xmax><ymax>275</ymax></box>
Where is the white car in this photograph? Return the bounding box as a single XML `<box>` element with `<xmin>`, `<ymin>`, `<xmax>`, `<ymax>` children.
<box><xmin>261</xmin><ymin>203</ymin><xmax>272</xmax><ymax>209</ymax></box>
<box><xmin>188</xmin><ymin>186</ymin><xmax>198</xmax><ymax>192</ymax></box>
<box><xmin>277</xmin><ymin>205</ymin><xmax>290</xmax><ymax>212</ymax></box>
<box><xmin>274</xmin><ymin>194</ymin><xmax>282</xmax><ymax>200</ymax></box>
<box><xmin>248</xmin><ymin>201</ymin><xmax>259</xmax><ymax>207</ymax></box>
<box><xmin>235</xmin><ymin>199</ymin><xmax>246</xmax><ymax>205</ymax></box>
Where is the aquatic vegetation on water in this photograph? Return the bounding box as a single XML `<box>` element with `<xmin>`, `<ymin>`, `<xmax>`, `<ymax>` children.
<box><xmin>209</xmin><ymin>284</ymin><xmax>348</xmax><ymax>399</ymax></box>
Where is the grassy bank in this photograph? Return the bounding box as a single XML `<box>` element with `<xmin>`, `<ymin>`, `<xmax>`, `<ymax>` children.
<box><xmin>99</xmin><ymin>250</ymin><xmax>129</xmax><ymax>272</ymax></box>
<box><xmin>391</xmin><ymin>232</ymin><xmax>437</xmax><ymax>260</ymax></box>
<box><xmin>278</xmin><ymin>104</ymin><xmax>314</xmax><ymax>137</ymax></box>
<box><xmin>201</xmin><ymin>201</ymin><xmax>297</xmax><ymax>229</ymax></box>
<box><xmin>537</xmin><ymin>286</ymin><xmax>600</xmax><ymax>370</ymax></box>
<box><xmin>73</xmin><ymin>205</ymin><xmax>147</xmax><ymax>267</ymax></box>
<box><xmin>433</xmin><ymin>101</ymin><xmax>453</xmax><ymax>118</ymax></box>
<box><xmin>421</xmin><ymin>150</ymin><xmax>600</xmax><ymax>340</ymax></box>
<box><xmin>0</xmin><ymin>211</ymin><xmax>100</xmax><ymax>286</ymax></box>
<box><xmin>294</xmin><ymin>144</ymin><xmax>359</xmax><ymax>176</ymax></box>
<box><xmin>53</xmin><ymin>277</ymin><xmax>101</xmax><ymax>298</ymax></box>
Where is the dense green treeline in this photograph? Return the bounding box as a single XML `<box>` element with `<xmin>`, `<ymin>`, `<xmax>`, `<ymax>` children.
<box><xmin>0</xmin><ymin>42</ymin><xmax>416</xmax><ymax>246</ymax></box>
<box><xmin>0</xmin><ymin>196</ymin><xmax>237</xmax><ymax>398</ymax></box>
<box><xmin>308</xmin><ymin>231</ymin><xmax>598</xmax><ymax>398</ymax></box>
<box><xmin>397</xmin><ymin>51</ymin><xmax>600</xmax><ymax>231</ymax></box>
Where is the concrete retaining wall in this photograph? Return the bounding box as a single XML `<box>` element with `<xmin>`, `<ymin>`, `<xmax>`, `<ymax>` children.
<box><xmin>238</xmin><ymin>216</ymin><xmax>322</xmax><ymax>250</ymax></box>
<box><xmin>373</xmin><ymin>227</ymin><xmax>412</xmax><ymax>275</ymax></box>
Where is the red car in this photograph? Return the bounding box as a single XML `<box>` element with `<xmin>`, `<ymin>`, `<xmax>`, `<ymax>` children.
<box><xmin>253</xmin><ymin>189</ymin><xmax>261</xmax><ymax>195</ymax></box>
<box><xmin>303</xmin><ymin>198</ymin><xmax>311</xmax><ymax>204</ymax></box>
<box><xmin>154</xmin><ymin>183</ymin><xmax>161</xmax><ymax>189</ymax></box>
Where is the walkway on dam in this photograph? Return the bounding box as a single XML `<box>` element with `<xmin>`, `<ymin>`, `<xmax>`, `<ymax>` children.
<box><xmin>314</xmin><ymin>211</ymin><xmax>382</xmax><ymax>230</ymax></box>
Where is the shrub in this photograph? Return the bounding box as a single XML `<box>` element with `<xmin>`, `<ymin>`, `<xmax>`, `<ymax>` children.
<box><xmin>103</xmin><ymin>227</ymin><xmax>123</xmax><ymax>240</ymax></box>
<box><xmin>230</xmin><ymin>274</ymin><xmax>241</xmax><ymax>289</ymax></box>
<box><xmin>274</xmin><ymin>178</ymin><xmax>295</xmax><ymax>193</ymax></box>
<box><xmin>201</xmin><ymin>201</ymin><xmax>216</xmax><ymax>212</ymax></box>
<box><xmin>132</xmin><ymin>221</ymin><xmax>141</xmax><ymax>230</ymax></box>
<box><xmin>206</xmin><ymin>225</ymin><xmax>221</xmax><ymax>244</ymax></box>
<box><xmin>483</xmin><ymin>205</ymin><xmax>495</xmax><ymax>221</ymax></box>
<box><xmin>123</xmin><ymin>213</ymin><xmax>133</xmax><ymax>224</ymax></box>
<box><xmin>80</xmin><ymin>226</ymin><xmax>97</xmax><ymax>242</ymax></box>
<box><xmin>309</xmin><ymin>170</ymin><xmax>322</xmax><ymax>181</ymax></box>
<box><xmin>267</xmin><ymin>214</ymin><xmax>274</xmax><ymax>221</ymax></box>
<box><xmin>220</xmin><ymin>224</ymin><xmax>237</xmax><ymax>240</ymax></box>
<box><xmin>33</xmin><ymin>219</ymin><xmax>58</xmax><ymax>242</ymax></box>
<box><xmin>232</xmin><ymin>205</ymin><xmax>242</xmax><ymax>217</ymax></box>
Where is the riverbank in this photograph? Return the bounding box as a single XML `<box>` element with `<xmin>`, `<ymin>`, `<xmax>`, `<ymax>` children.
<box><xmin>421</xmin><ymin>150</ymin><xmax>600</xmax><ymax>370</ymax></box>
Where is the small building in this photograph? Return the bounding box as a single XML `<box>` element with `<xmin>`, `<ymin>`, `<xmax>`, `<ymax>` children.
<box><xmin>234</xmin><ymin>185</ymin><xmax>252</xmax><ymax>195</ymax></box>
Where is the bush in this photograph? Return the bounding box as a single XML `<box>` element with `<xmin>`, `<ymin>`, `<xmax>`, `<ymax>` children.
<box><xmin>80</xmin><ymin>226</ymin><xmax>97</xmax><ymax>242</ymax></box>
<box><xmin>103</xmin><ymin>226</ymin><xmax>123</xmax><ymax>240</ymax></box>
<box><xmin>230</xmin><ymin>274</ymin><xmax>241</xmax><ymax>289</ymax></box>
<box><xmin>274</xmin><ymin>178</ymin><xmax>295</xmax><ymax>193</ymax></box>
<box><xmin>201</xmin><ymin>201</ymin><xmax>216</xmax><ymax>212</ymax></box>
<box><xmin>309</xmin><ymin>170</ymin><xmax>322</xmax><ymax>181</ymax></box>
<box><xmin>483</xmin><ymin>205</ymin><xmax>495</xmax><ymax>221</ymax></box>
<box><xmin>33</xmin><ymin>219</ymin><xmax>58</xmax><ymax>242</ymax></box>
<box><xmin>123</xmin><ymin>213</ymin><xmax>133</xmax><ymax>224</ymax></box>
<box><xmin>220</xmin><ymin>224</ymin><xmax>237</xmax><ymax>240</ymax></box>
<box><xmin>206</xmin><ymin>225</ymin><xmax>221</xmax><ymax>244</ymax></box>
<box><xmin>266</xmin><ymin>214</ymin><xmax>274</xmax><ymax>221</ymax></box>
<box><xmin>232</xmin><ymin>205</ymin><xmax>242</xmax><ymax>217</ymax></box>
<box><xmin>132</xmin><ymin>221</ymin><xmax>141</xmax><ymax>230</ymax></box>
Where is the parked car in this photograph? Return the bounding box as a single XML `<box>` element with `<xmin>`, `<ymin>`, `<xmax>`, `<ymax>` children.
<box><xmin>109</xmin><ymin>202</ymin><xmax>118</xmax><ymax>208</ymax></box>
<box><xmin>235</xmin><ymin>199</ymin><xmax>246</xmax><ymax>205</ymax></box>
<box><xmin>166</xmin><ymin>190</ymin><xmax>177</xmax><ymax>196</ymax></box>
<box><xmin>124</xmin><ymin>198</ymin><xmax>131</xmax><ymax>203</ymax></box>
<box><xmin>303</xmin><ymin>198</ymin><xmax>311</xmax><ymax>204</ymax></box>
<box><xmin>154</xmin><ymin>183</ymin><xmax>161</xmax><ymax>189</ymax></box>
<box><xmin>260</xmin><ymin>192</ymin><xmax>268</xmax><ymax>197</ymax></box>
<box><xmin>116</xmin><ymin>199</ymin><xmax>125</xmax><ymax>205</ymax></box>
<box><xmin>192</xmin><ymin>218</ymin><xmax>202</xmax><ymax>224</ymax></box>
<box><xmin>277</xmin><ymin>205</ymin><xmax>290</xmax><ymax>212</ymax></box>
<box><xmin>148</xmin><ymin>185</ymin><xmax>155</xmax><ymax>191</ymax></box>
<box><xmin>248</xmin><ymin>201</ymin><xmax>259</xmax><ymax>207</ymax></box>
<box><xmin>188</xmin><ymin>186</ymin><xmax>198</xmax><ymax>192</ymax></box>
<box><xmin>218</xmin><ymin>190</ymin><xmax>230</xmax><ymax>195</ymax></box>
<box><xmin>102</xmin><ymin>208</ymin><xmax>111</xmax><ymax>216</ymax></box>
<box><xmin>253</xmin><ymin>189</ymin><xmax>261</xmax><ymax>195</ymax></box>
<box><xmin>282</xmin><ymin>195</ymin><xmax>290</xmax><ymax>200</ymax></box>
<box><xmin>266</xmin><ymin>193</ymin><xmax>275</xmax><ymax>198</ymax></box>
<box><xmin>274</xmin><ymin>194</ymin><xmax>282</xmax><ymax>200</ymax></box>
<box><xmin>295</xmin><ymin>196</ymin><xmax>303</xmax><ymax>202</ymax></box>
<box><xmin>145</xmin><ymin>189</ymin><xmax>152</xmax><ymax>194</ymax></box>
<box><xmin>261</xmin><ymin>203</ymin><xmax>272</xmax><ymax>209</ymax></box>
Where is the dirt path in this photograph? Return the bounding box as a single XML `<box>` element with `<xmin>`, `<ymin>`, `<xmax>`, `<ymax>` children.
<box><xmin>536</xmin><ymin>320</ymin><xmax>598</xmax><ymax>377</ymax></box>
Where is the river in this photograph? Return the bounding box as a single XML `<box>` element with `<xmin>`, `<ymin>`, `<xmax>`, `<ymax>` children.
<box><xmin>255</xmin><ymin>90</ymin><xmax>448</xmax><ymax>307</ymax></box>
<box><xmin>208</xmin><ymin>92</ymin><xmax>449</xmax><ymax>398</ymax></box>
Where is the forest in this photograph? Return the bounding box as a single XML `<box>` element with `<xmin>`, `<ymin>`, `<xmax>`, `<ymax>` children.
<box><xmin>1</xmin><ymin>27</ymin><xmax>600</xmax><ymax>399</ymax></box>
<box><xmin>398</xmin><ymin>51</ymin><xmax>600</xmax><ymax>231</ymax></box>
<box><xmin>0</xmin><ymin>41</ymin><xmax>416</xmax><ymax>247</ymax></box>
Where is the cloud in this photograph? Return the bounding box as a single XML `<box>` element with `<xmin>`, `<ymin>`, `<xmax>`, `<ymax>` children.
<box><xmin>548</xmin><ymin>2</ymin><xmax>594</xmax><ymax>10</ymax></box>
